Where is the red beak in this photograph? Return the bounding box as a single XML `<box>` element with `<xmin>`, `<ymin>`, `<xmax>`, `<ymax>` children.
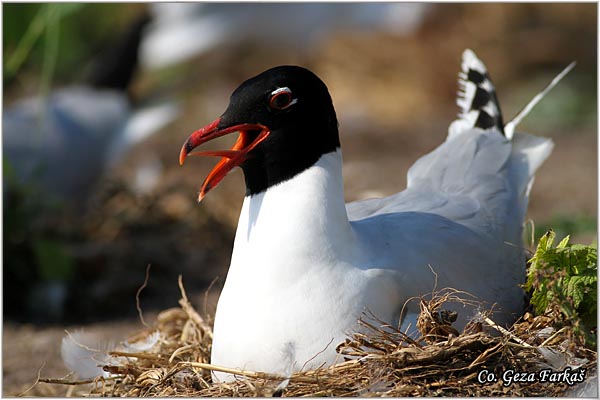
<box><xmin>179</xmin><ymin>117</ymin><xmax>270</xmax><ymax>201</ymax></box>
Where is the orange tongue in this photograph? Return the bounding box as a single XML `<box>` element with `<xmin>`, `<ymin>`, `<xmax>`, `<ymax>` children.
<box><xmin>180</xmin><ymin>121</ymin><xmax>270</xmax><ymax>202</ymax></box>
<box><xmin>197</xmin><ymin>133</ymin><xmax>252</xmax><ymax>201</ymax></box>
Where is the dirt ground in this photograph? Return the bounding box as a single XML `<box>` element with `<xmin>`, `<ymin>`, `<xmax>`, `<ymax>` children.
<box><xmin>3</xmin><ymin>319</ymin><xmax>144</xmax><ymax>396</ymax></box>
<box><xmin>3</xmin><ymin>3</ymin><xmax>597</xmax><ymax>396</ymax></box>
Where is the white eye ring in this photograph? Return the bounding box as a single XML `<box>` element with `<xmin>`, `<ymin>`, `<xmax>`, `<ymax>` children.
<box><xmin>269</xmin><ymin>87</ymin><xmax>298</xmax><ymax>110</ymax></box>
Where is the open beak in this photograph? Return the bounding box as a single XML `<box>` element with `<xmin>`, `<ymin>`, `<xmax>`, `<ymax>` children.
<box><xmin>179</xmin><ymin>117</ymin><xmax>270</xmax><ymax>201</ymax></box>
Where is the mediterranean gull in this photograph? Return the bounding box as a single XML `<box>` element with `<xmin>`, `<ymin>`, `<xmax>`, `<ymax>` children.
<box><xmin>179</xmin><ymin>49</ymin><xmax>572</xmax><ymax>380</ymax></box>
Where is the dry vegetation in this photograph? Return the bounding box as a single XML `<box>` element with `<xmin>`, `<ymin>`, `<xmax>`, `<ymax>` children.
<box><xmin>33</xmin><ymin>279</ymin><xmax>595</xmax><ymax>397</ymax></box>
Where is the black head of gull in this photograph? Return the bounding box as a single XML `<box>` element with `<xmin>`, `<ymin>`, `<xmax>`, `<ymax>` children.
<box><xmin>179</xmin><ymin>66</ymin><xmax>340</xmax><ymax>200</ymax></box>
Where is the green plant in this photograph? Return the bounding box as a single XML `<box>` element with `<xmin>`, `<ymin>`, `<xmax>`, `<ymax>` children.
<box><xmin>4</xmin><ymin>3</ymin><xmax>144</xmax><ymax>86</ymax></box>
<box><xmin>3</xmin><ymin>159</ymin><xmax>75</xmax><ymax>320</ymax></box>
<box><xmin>4</xmin><ymin>4</ymin><xmax>83</xmax><ymax>82</ymax></box>
<box><xmin>525</xmin><ymin>230</ymin><xmax>597</xmax><ymax>347</ymax></box>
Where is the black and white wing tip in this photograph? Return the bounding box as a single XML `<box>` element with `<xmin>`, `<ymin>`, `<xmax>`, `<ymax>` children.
<box><xmin>448</xmin><ymin>49</ymin><xmax>506</xmax><ymax>139</ymax></box>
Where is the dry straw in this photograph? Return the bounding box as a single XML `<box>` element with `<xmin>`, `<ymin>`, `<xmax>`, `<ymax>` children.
<box><xmin>40</xmin><ymin>277</ymin><xmax>595</xmax><ymax>397</ymax></box>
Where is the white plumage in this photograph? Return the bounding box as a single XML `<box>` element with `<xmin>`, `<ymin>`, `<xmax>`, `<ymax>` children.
<box><xmin>210</xmin><ymin>50</ymin><xmax>560</xmax><ymax>380</ymax></box>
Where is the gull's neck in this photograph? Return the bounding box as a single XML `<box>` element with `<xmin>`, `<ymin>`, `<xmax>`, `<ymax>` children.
<box><xmin>232</xmin><ymin>150</ymin><xmax>356</xmax><ymax>270</ymax></box>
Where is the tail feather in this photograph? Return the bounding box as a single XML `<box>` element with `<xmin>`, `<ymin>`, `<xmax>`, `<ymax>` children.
<box><xmin>504</xmin><ymin>132</ymin><xmax>554</xmax><ymax>245</ymax></box>
<box><xmin>449</xmin><ymin>49</ymin><xmax>575</xmax><ymax>141</ymax></box>
<box><xmin>510</xmin><ymin>131</ymin><xmax>554</xmax><ymax>202</ymax></box>
<box><xmin>504</xmin><ymin>61</ymin><xmax>576</xmax><ymax>139</ymax></box>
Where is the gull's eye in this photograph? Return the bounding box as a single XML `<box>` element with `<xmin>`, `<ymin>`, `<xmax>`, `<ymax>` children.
<box><xmin>269</xmin><ymin>87</ymin><xmax>296</xmax><ymax>110</ymax></box>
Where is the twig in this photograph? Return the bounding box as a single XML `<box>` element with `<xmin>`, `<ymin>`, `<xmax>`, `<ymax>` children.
<box><xmin>203</xmin><ymin>275</ymin><xmax>220</xmax><ymax>323</ymax></box>
<box><xmin>38</xmin><ymin>376</ymin><xmax>120</xmax><ymax>385</ymax></box>
<box><xmin>181</xmin><ymin>361</ymin><xmax>321</xmax><ymax>384</ymax></box>
<box><xmin>136</xmin><ymin>264</ymin><xmax>152</xmax><ymax>329</ymax></box>
<box><xmin>539</xmin><ymin>326</ymin><xmax>568</xmax><ymax>347</ymax></box>
<box><xmin>183</xmin><ymin>361</ymin><xmax>285</xmax><ymax>380</ymax></box>
<box><xmin>483</xmin><ymin>316</ymin><xmax>532</xmax><ymax>347</ymax></box>
<box><xmin>16</xmin><ymin>362</ymin><xmax>45</xmax><ymax>396</ymax></box>
<box><xmin>108</xmin><ymin>350</ymin><xmax>161</xmax><ymax>360</ymax></box>
<box><xmin>178</xmin><ymin>275</ymin><xmax>213</xmax><ymax>337</ymax></box>
<box><xmin>169</xmin><ymin>344</ymin><xmax>196</xmax><ymax>364</ymax></box>
<box><xmin>301</xmin><ymin>337</ymin><xmax>334</xmax><ymax>372</ymax></box>
<box><xmin>467</xmin><ymin>340</ymin><xmax>504</xmax><ymax>369</ymax></box>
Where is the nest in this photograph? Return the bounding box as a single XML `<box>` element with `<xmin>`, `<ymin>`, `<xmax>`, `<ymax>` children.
<box><xmin>41</xmin><ymin>279</ymin><xmax>596</xmax><ymax>397</ymax></box>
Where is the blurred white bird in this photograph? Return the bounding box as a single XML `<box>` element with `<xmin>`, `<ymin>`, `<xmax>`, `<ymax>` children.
<box><xmin>141</xmin><ymin>3</ymin><xmax>430</xmax><ymax>69</ymax></box>
<box><xmin>3</xmin><ymin>13</ymin><xmax>179</xmax><ymax>206</ymax></box>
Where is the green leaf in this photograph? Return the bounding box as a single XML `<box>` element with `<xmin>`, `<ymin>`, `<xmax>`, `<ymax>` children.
<box><xmin>565</xmin><ymin>276</ymin><xmax>583</xmax><ymax>308</ymax></box>
<box><xmin>526</xmin><ymin>229</ymin><xmax>597</xmax><ymax>348</ymax></box>
<box><xmin>557</xmin><ymin>235</ymin><xmax>571</xmax><ymax>249</ymax></box>
<box><xmin>32</xmin><ymin>238</ymin><xmax>74</xmax><ymax>281</ymax></box>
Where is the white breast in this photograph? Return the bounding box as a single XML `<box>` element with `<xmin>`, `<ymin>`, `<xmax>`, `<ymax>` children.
<box><xmin>210</xmin><ymin>151</ymin><xmax>403</xmax><ymax>379</ymax></box>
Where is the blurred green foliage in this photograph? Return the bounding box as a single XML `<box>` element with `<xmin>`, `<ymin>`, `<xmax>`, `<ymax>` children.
<box><xmin>529</xmin><ymin>81</ymin><xmax>596</xmax><ymax>132</ymax></box>
<box><xmin>3</xmin><ymin>158</ymin><xmax>74</xmax><ymax>319</ymax></box>
<box><xmin>3</xmin><ymin>3</ymin><xmax>145</xmax><ymax>88</ymax></box>
<box><xmin>534</xmin><ymin>213</ymin><xmax>597</xmax><ymax>242</ymax></box>
<box><xmin>518</xmin><ymin>74</ymin><xmax>598</xmax><ymax>133</ymax></box>
<box><xmin>32</xmin><ymin>238</ymin><xmax>74</xmax><ymax>281</ymax></box>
